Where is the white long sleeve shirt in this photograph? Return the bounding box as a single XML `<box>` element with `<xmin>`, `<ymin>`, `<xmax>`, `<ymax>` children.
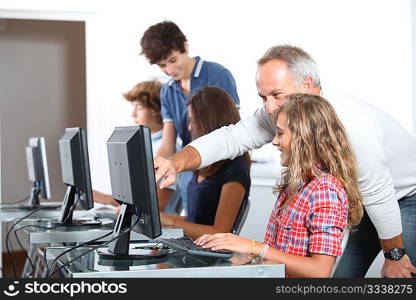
<box><xmin>190</xmin><ymin>89</ymin><xmax>416</xmax><ymax>239</ymax></box>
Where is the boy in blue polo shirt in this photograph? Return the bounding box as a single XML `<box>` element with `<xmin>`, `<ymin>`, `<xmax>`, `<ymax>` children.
<box><xmin>140</xmin><ymin>21</ymin><xmax>240</xmax><ymax>212</ymax></box>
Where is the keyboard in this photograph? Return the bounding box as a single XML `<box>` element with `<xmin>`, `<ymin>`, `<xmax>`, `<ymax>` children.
<box><xmin>158</xmin><ymin>237</ymin><xmax>233</xmax><ymax>259</ymax></box>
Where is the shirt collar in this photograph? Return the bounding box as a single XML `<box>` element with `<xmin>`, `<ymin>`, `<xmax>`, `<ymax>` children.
<box><xmin>298</xmin><ymin>165</ymin><xmax>327</xmax><ymax>191</ymax></box>
<box><xmin>168</xmin><ymin>56</ymin><xmax>204</xmax><ymax>88</ymax></box>
<box><xmin>193</xmin><ymin>56</ymin><xmax>204</xmax><ymax>78</ymax></box>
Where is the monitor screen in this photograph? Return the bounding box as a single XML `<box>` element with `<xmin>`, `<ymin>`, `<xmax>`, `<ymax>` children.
<box><xmin>98</xmin><ymin>125</ymin><xmax>164</xmax><ymax>260</ymax></box>
<box><xmin>24</xmin><ymin>137</ymin><xmax>51</xmax><ymax>208</ymax></box>
<box><xmin>58</xmin><ymin>127</ymin><xmax>97</xmax><ymax>225</ymax></box>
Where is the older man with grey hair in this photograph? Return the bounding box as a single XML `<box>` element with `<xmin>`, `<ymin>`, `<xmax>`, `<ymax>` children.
<box><xmin>155</xmin><ymin>45</ymin><xmax>416</xmax><ymax>278</ymax></box>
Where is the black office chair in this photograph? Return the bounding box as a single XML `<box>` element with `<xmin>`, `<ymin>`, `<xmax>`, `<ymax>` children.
<box><xmin>231</xmin><ymin>198</ymin><xmax>251</xmax><ymax>235</ymax></box>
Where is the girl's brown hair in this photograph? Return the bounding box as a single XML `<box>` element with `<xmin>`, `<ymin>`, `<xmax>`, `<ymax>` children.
<box><xmin>188</xmin><ymin>86</ymin><xmax>250</xmax><ymax>177</ymax></box>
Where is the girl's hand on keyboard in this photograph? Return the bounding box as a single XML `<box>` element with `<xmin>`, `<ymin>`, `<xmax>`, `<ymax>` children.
<box><xmin>195</xmin><ymin>233</ymin><xmax>252</xmax><ymax>254</ymax></box>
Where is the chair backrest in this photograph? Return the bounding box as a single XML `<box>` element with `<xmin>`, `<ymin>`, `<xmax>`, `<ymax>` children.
<box><xmin>231</xmin><ymin>198</ymin><xmax>251</xmax><ymax>235</ymax></box>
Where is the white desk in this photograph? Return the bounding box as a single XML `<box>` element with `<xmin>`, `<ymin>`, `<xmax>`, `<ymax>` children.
<box><xmin>11</xmin><ymin>216</ymin><xmax>182</xmax><ymax>277</ymax></box>
<box><xmin>0</xmin><ymin>202</ymin><xmax>63</xmax><ymax>222</ymax></box>
<box><xmin>45</xmin><ymin>245</ymin><xmax>285</xmax><ymax>278</ymax></box>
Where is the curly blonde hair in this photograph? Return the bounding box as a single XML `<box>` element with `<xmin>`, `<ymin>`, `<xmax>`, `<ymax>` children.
<box><xmin>275</xmin><ymin>93</ymin><xmax>363</xmax><ymax>228</ymax></box>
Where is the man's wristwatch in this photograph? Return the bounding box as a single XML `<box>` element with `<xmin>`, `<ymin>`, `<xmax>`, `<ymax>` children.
<box><xmin>383</xmin><ymin>248</ymin><xmax>406</xmax><ymax>261</ymax></box>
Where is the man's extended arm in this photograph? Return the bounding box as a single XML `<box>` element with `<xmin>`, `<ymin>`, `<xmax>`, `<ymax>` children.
<box><xmin>190</xmin><ymin>107</ymin><xmax>275</xmax><ymax>168</ymax></box>
<box><xmin>155</xmin><ymin>106</ymin><xmax>275</xmax><ymax>186</ymax></box>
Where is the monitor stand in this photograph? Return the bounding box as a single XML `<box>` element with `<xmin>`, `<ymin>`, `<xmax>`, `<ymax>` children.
<box><xmin>97</xmin><ymin>204</ymin><xmax>168</xmax><ymax>260</ymax></box>
<box><xmin>19</xmin><ymin>186</ymin><xmax>61</xmax><ymax>210</ymax></box>
<box><xmin>45</xmin><ymin>185</ymin><xmax>102</xmax><ymax>227</ymax></box>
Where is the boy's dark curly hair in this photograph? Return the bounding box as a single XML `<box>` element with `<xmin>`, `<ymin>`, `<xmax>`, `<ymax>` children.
<box><xmin>140</xmin><ymin>21</ymin><xmax>187</xmax><ymax>64</ymax></box>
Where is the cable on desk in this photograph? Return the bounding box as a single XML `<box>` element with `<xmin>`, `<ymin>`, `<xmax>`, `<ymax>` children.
<box><xmin>45</xmin><ymin>230</ymin><xmax>113</xmax><ymax>278</ymax></box>
<box><xmin>14</xmin><ymin>223</ymin><xmax>62</xmax><ymax>278</ymax></box>
<box><xmin>1</xmin><ymin>195</ymin><xmax>30</xmax><ymax>205</ymax></box>
<box><xmin>46</xmin><ymin>216</ymin><xmax>140</xmax><ymax>278</ymax></box>
<box><xmin>13</xmin><ymin>226</ymin><xmax>36</xmax><ymax>278</ymax></box>
<box><xmin>13</xmin><ymin>223</ymin><xmax>65</xmax><ymax>278</ymax></box>
<box><xmin>46</xmin><ymin>206</ymin><xmax>141</xmax><ymax>277</ymax></box>
<box><xmin>4</xmin><ymin>222</ymin><xmax>17</xmax><ymax>277</ymax></box>
<box><xmin>6</xmin><ymin>193</ymin><xmax>81</xmax><ymax>278</ymax></box>
<box><xmin>17</xmin><ymin>195</ymin><xmax>30</xmax><ymax>203</ymax></box>
<box><xmin>4</xmin><ymin>206</ymin><xmax>42</xmax><ymax>278</ymax></box>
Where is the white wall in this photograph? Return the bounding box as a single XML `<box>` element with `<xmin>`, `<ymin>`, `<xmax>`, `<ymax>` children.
<box><xmin>1</xmin><ymin>0</ymin><xmax>413</xmax><ymax>192</ymax></box>
<box><xmin>79</xmin><ymin>0</ymin><xmax>414</xmax><ymax>193</ymax></box>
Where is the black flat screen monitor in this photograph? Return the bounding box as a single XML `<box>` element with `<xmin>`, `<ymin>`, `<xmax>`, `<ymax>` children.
<box><xmin>22</xmin><ymin>137</ymin><xmax>54</xmax><ymax>209</ymax></box>
<box><xmin>57</xmin><ymin>127</ymin><xmax>100</xmax><ymax>225</ymax></box>
<box><xmin>98</xmin><ymin>125</ymin><xmax>166</xmax><ymax>260</ymax></box>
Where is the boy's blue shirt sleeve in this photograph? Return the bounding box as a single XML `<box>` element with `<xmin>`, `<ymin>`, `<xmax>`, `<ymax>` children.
<box><xmin>207</xmin><ymin>67</ymin><xmax>240</xmax><ymax>107</ymax></box>
<box><xmin>160</xmin><ymin>84</ymin><xmax>174</xmax><ymax>123</ymax></box>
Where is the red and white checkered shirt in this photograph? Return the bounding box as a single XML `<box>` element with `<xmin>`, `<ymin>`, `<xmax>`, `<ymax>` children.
<box><xmin>264</xmin><ymin>174</ymin><xmax>348</xmax><ymax>257</ymax></box>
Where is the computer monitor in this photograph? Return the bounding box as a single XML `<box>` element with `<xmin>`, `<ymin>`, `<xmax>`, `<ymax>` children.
<box><xmin>57</xmin><ymin>127</ymin><xmax>100</xmax><ymax>225</ymax></box>
<box><xmin>24</xmin><ymin>137</ymin><xmax>52</xmax><ymax>209</ymax></box>
<box><xmin>98</xmin><ymin>125</ymin><xmax>166</xmax><ymax>260</ymax></box>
